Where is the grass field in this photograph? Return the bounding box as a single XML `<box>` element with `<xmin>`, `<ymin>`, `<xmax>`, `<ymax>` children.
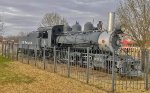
<box><xmin>0</xmin><ymin>55</ymin><xmax>150</xmax><ymax>93</ymax></box>
<box><xmin>0</xmin><ymin>56</ymin><xmax>106</xmax><ymax>93</ymax></box>
<box><xmin>0</xmin><ymin>56</ymin><xmax>34</xmax><ymax>85</ymax></box>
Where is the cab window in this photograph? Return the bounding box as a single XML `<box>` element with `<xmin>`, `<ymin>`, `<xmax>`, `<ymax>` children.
<box><xmin>42</xmin><ymin>31</ymin><xmax>48</xmax><ymax>38</ymax></box>
<box><xmin>38</xmin><ymin>31</ymin><xmax>48</xmax><ymax>38</ymax></box>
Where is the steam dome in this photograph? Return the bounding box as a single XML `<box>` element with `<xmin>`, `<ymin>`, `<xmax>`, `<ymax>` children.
<box><xmin>84</xmin><ymin>22</ymin><xmax>94</xmax><ymax>31</ymax></box>
<box><xmin>72</xmin><ymin>22</ymin><xmax>81</xmax><ymax>32</ymax></box>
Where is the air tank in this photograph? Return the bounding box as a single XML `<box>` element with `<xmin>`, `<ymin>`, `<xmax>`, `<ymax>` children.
<box><xmin>72</xmin><ymin>22</ymin><xmax>81</xmax><ymax>32</ymax></box>
<box><xmin>84</xmin><ymin>22</ymin><xmax>94</xmax><ymax>31</ymax></box>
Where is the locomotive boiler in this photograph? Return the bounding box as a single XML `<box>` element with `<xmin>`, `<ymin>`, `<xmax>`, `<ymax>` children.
<box><xmin>56</xmin><ymin>22</ymin><xmax>122</xmax><ymax>52</ymax></box>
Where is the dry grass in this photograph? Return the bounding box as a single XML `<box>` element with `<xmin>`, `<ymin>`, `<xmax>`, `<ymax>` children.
<box><xmin>0</xmin><ymin>56</ymin><xmax>34</xmax><ymax>85</ymax></box>
<box><xmin>1</xmin><ymin>54</ymin><xmax>150</xmax><ymax>93</ymax></box>
<box><xmin>18</xmin><ymin>58</ymin><xmax>150</xmax><ymax>93</ymax></box>
<box><xmin>0</xmin><ymin>61</ymin><xmax>107</xmax><ymax>93</ymax></box>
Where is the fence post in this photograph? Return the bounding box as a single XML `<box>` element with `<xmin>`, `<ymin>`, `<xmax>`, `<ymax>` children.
<box><xmin>27</xmin><ymin>44</ymin><xmax>30</xmax><ymax>64</ymax></box>
<box><xmin>34</xmin><ymin>45</ymin><xmax>37</xmax><ymax>67</ymax></box>
<box><xmin>21</xmin><ymin>44</ymin><xmax>23</xmax><ymax>62</ymax></box>
<box><xmin>112</xmin><ymin>50</ymin><xmax>116</xmax><ymax>93</ymax></box>
<box><xmin>16</xmin><ymin>44</ymin><xmax>19</xmax><ymax>61</ymax></box>
<box><xmin>4</xmin><ymin>41</ymin><xmax>7</xmax><ymax>57</ymax></box>
<box><xmin>86</xmin><ymin>47</ymin><xmax>90</xmax><ymax>84</ymax></box>
<box><xmin>43</xmin><ymin>46</ymin><xmax>46</xmax><ymax>69</ymax></box>
<box><xmin>5</xmin><ymin>42</ymin><xmax>7</xmax><ymax>58</ymax></box>
<box><xmin>8</xmin><ymin>42</ymin><xmax>11</xmax><ymax>58</ymax></box>
<box><xmin>54</xmin><ymin>46</ymin><xmax>57</xmax><ymax>73</ymax></box>
<box><xmin>67</xmin><ymin>47</ymin><xmax>70</xmax><ymax>77</ymax></box>
<box><xmin>6</xmin><ymin>41</ymin><xmax>8</xmax><ymax>58</ymax></box>
<box><xmin>11</xmin><ymin>41</ymin><xmax>14</xmax><ymax>60</ymax></box>
<box><xmin>145</xmin><ymin>50</ymin><xmax>149</xmax><ymax>90</ymax></box>
<box><xmin>7</xmin><ymin>42</ymin><xmax>9</xmax><ymax>59</ymax></box>
<box><xmin>2</xmin><ymin>41</ymin><xmax>4</xmax><ymax>56</ymax></box>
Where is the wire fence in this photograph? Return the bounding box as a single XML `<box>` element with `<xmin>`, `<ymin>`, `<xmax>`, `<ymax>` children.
<box><xmin>1</xmin><ymin>41</ymin><xmax>150</xmax><ymax>93</ymax></box>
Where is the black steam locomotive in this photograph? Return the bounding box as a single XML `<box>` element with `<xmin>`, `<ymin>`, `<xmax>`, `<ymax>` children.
<box><xmin>18</xmin><ymin>22</ymin><xmax>143</xmax><ymax>77</ymax></box>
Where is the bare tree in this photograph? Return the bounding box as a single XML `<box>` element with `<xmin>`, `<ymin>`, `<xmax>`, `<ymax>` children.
<box><xmin>5</xmin><ymin>35</ymin><xmax>19</xmax><ymax>43</ymax></box>
<box><xmin>18</xmin><ymin>32</ymin><xmax>29</xmax><ymax>37</ymax></box>
<box><xmin>117</xmin><ymin>0</ymin><xmax>150</xmax><ymax>70</ymax></box>
<box><xmin>0</xmin><ymin>13</ymin><xmax>4</xmax><ymax>42</ymax></box>
<box><xmin>40</xmin><ymin>13</ymin><xmax>68</xmax><ymax>27</ymax></box>
<box><xmin>0</xmin><ymin>14</ymin><xmax>4</xmax><ymax>36</ymax></box>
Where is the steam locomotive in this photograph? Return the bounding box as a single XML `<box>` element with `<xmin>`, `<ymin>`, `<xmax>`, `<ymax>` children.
<box><xmin>18</xmin><ymin>11</ymin><xmax>143</xmax><ymax>77</ymax></box>
<box><xmin>17</xmin><ymin>21</ymin><xmax>143</xmax><ymax>77</ymax></box>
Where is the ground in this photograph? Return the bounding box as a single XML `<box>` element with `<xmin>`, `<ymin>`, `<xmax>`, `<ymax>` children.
<box><xmin>0</xmin><ymin>56</ymin><xmax>106</xmax><ymax>93</ymax></box>
<box><xmin>0</xmin><ymin>56</ymin><xmax>150</xmax><ymax>93</ymax></box>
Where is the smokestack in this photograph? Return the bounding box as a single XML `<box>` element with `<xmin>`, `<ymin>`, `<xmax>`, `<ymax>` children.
<box><xmin>108</xmin><ymin>12</ymin><xmax>115</xmax><ymax>32</ymax></box>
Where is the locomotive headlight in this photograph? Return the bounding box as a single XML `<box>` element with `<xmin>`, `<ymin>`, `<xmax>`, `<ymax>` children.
<box><xmin>116</xmin><ymin>40</ymin><xmax>120</xmax><ymax>46</ymax></box>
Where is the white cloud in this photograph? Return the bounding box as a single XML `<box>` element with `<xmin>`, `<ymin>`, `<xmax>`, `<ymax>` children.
<box><xmin>74</xmin><ymin>0</ymin><xmax>114</xmax><ymax>4</ymax></box>
<box><xmin>4</xmin><ymin>22</ymin><xmax>14</xmax><ymax>26</ymax></box>
<box><xmin>7</xmin><ymin>7</ymin><xmax>20</xmax><ymax>12</ymax></box>
<box><xmin>0</xmin><ymin>0</ymin><xmax>118</xmax><ymax>36</ymax></box>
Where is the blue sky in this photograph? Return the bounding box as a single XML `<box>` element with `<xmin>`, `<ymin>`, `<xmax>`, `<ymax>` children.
<box><xmin>0</xmin><ymin>0</ymin><xmax>120</xmax><ymax>36</ymax></box>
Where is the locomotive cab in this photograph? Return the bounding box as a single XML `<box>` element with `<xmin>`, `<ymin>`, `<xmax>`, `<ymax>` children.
<box><xmin>38</xmin><ymin>31</ymin><xmax>48</xmax><ymax>48</ymax></box>
<box><xmin>37</xmin><ymin>25</ymin><xmax>64</xmax><ymax>48</ymax></box>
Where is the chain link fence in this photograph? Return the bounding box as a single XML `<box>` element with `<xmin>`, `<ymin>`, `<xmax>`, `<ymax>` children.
<box><xmin>1</xmin><ymin>41</ymin><xmax>150</xmax><ymax>93</ymax></box>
